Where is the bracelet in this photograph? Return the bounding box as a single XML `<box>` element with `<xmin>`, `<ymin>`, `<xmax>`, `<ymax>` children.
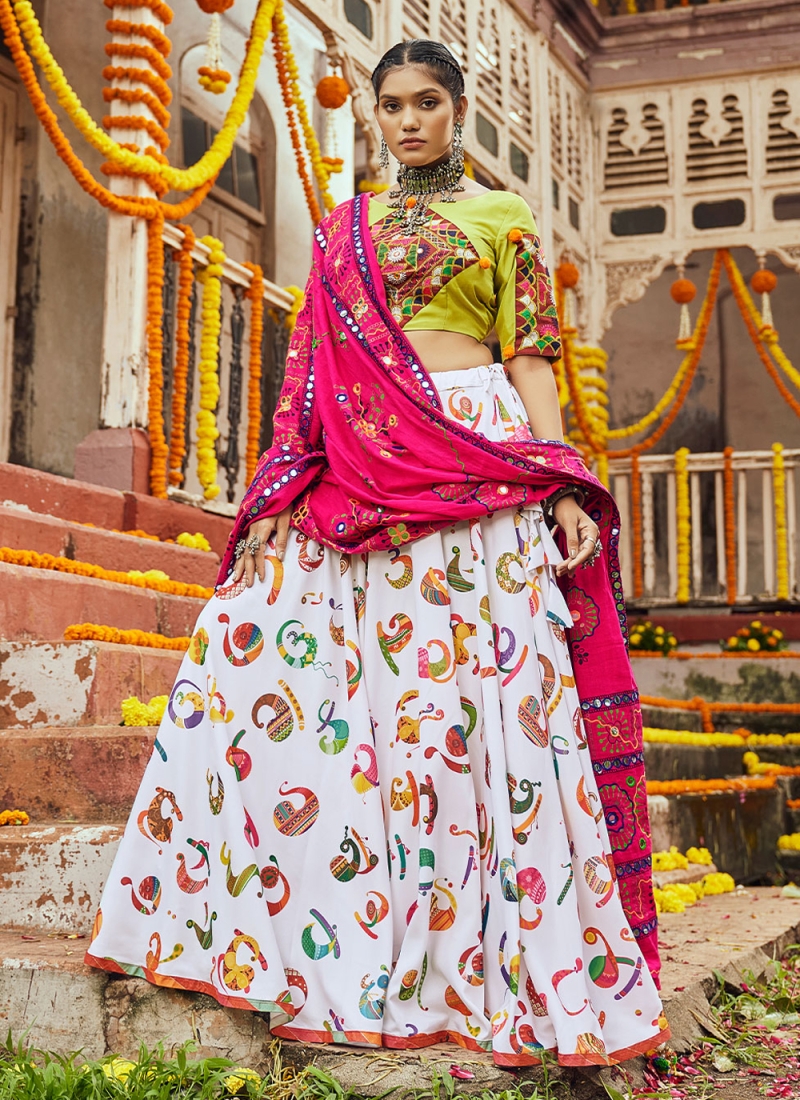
<box><xmin>542</xmin><ymin>484</ymin><xmax>585</xmax><ymax>517</ymax></box>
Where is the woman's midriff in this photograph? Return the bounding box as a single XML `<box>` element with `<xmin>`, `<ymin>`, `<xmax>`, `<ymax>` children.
<box><xmin>405</xmin><ymin>329</ymin><xmax>495</xmax><ymax>373</ymax></box>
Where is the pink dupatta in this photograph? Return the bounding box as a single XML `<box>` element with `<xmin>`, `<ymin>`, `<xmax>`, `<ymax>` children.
<box><xmin>219</xmin><ymin>194</ymin><xmax>660</xmax><ymax>984</ymax></box>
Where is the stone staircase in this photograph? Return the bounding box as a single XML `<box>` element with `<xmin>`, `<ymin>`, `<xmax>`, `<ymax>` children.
<box><xmin>1</xmin><ymin>458</ymin><xmax>800</xmax><ymax>1067</ymax></box>
<box><xmin>0</xmin><ymin>462</ymin><xmax>270</xmax><ymax>1060</ymax></box>
<box><xmin>636</xmin><ymin>652</ymin><xmax>800</xmax><ymax>884</ymax></box>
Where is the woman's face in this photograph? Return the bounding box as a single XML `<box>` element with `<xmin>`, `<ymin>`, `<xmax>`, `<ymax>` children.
<box><xmin>375</xmin><ymin>64</ymin><xmax>466</xmax><ymax>168</ymax></box>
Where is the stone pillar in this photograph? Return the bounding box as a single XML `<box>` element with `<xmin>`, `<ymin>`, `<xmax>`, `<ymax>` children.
<box><xmin>77</xmin><ymin>4</ymin><xmax>168</xmax><ymax>489</ymax></box>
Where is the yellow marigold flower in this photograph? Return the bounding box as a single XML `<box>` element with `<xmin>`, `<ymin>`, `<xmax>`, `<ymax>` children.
<box><xmin>747</xmin><ymin>638</ymin><xmax>760</xmax><ymax>651</ymax></box>
<box><xmin>121</xmin><ymin>695</ymin><xmax>168</xmax><ymax>727</ymax></box>
<box><xmin>655</xmin><ymin>626</ymin><xmax>665</xmax><ymax>635</ymax></box>
<box><xmin>778</xmin><ymin>833</ymin><xmax>800</xmax><ymax>851</ymax></box>
<box><xmin>630</xmin><ymin>634</ymin><xmax>642</xmax><ymax>646</ymax></box>
<box><xmin>702</xmin><ymin>872</ymin><xmax>735</xmax><ymax>894</ymax></box>
<box><xmin>727</xmin><ymin>636</ymin><xmax>738</xmax><ymax>648</ymax></box>
<box><xmin>686</xmin><ymin>846</ymin><xmax>713</xmax><ymax>865</ymax></box>
<box><xmin>225</xmin><ymin>1068</ymin><xmax>261</xmax><ymax>1094</ymax></box>
<box><xmin>102</xmin><ymin>1059</ymin><xmax>136</xmax><ymax>1082</ymax></box>
<box><xmin>176</xmin><ymin>531</ymin><xmax>212</xmax><ymax>553</ymax></box>
<box><xmin>774</xmin><ymin>629</ymin><xmax>784</xmax><ymax>640</ymax></box>
<box><xmin>751</xmin><ymin>620</ymin><xmax>762</xmax><ymax>628</ymax></box>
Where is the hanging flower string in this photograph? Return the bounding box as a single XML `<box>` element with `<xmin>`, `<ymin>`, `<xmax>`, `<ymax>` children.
<box><xmin>772</xmin><ymin>442</ymin><xmax>790</xmax><ymax>600</ymax></box>
<box><xmin>169</xmin><ymin>225</ymin><xmax>196</xmax><ymax>486</ymax></box>
<box><xmin>243</xmin><ymin>262</ymin><xmax>265</xmax><ymax>484</ymax></box>
<box><xmin>7</xmin><ymin>0</ymin><xmax>277</xmax><ymax>192</ymax></box>
<box><xmin>197</xmin><ymin>8</ymin><xmax>232</xmax><ymax>94</ymax></box>
<box><xmin>0</xmin><ymin>0</ymin><xmax>214</xmax><ymax>219</ymax></box>
<box><xmin>723</xmin><ymin>445</ymin><xmax>737</xmax><ymax>605</ymax></box>
<box><xmin>271</xmin><ymin>7</ymin><xmax>321</xmax><ymax>224</ymax></box>
<box><xmin>196</xmin><ymin>236</ymin><xmax>225</xmax><ymax>500</ymax></box>
<box><xmin>272</xmin><ymin>0</ymin><xmax>336</xmax><ymax>214</ymax></box>
<box><xmin>631</xmin><ymin>452</ymin><xmax>643</xmax><ymax>599</ymax></box>
<box><xmin>674</xmin><ymin>446</ymin><xmax>691</xmax><ymax>604</ymax></box>
<box><xmin>146</xmin><ymin>213</ymin><xmax>169</xmax><ymax>498</ymax></box>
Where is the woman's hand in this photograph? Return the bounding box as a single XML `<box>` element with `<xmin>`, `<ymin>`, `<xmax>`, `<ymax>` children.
<box><xmin>232</xmin><ymin>505</ymin><xmax>293</xmax><ymax>588</ymax></box>
<box><xmin>552</xmin><ymin>495</ymin><xmax>601</xmax><ymax>577</ymax></box>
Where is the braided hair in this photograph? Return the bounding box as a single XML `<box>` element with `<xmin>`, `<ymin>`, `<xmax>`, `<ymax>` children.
<box><xmin>371</xmin><ymin>39</ymin><xmax>465</xmax><ymax>105</ymax></box>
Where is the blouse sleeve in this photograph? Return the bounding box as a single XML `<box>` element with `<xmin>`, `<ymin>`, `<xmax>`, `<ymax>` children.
<box><xmin>494</xmin><ymin>194</ymin><xmax>561</xmax><ymax>362</ymax></box>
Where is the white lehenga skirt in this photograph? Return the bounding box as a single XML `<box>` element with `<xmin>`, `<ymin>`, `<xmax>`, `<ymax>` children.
<box><xmin>86</xmin><ymin>364</ymin><xmax>667</xmax><ymax>1067</ymax></box>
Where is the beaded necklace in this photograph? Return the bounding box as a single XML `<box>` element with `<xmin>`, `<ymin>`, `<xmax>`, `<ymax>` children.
<box><xmin>387</xmin><ymin>149</ymin><xmax>466</xmax><ymax>231</ymax></box>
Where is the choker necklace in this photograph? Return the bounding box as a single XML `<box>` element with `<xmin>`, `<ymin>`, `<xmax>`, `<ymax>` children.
<box><xmin>388</xmin><ymin>148</ymin><xmax>466</xmax><ymax>231</ymax></box>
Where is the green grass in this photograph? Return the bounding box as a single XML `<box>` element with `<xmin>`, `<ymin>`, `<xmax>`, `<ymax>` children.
<box><xmin>0</xmin><ymin>1036</ymin><xmax>564</xmax><ymax>1100</ymax></box>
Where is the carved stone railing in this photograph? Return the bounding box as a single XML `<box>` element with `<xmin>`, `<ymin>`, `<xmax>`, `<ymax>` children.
<box><xmin>607</xmin><ymin>449</ymin><xmax>799</xmax><ymax>605</ymax></box>
<box><xmin>159</xmin><ymin>226</ymin><xmax>295</xmax><ymax>513</ymax></box>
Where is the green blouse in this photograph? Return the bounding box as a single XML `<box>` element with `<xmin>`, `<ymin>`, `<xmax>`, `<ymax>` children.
<box><xmin>368</xmin><ymin>190</ymin><xmax>561</xmax><ymax>361</ymax></box>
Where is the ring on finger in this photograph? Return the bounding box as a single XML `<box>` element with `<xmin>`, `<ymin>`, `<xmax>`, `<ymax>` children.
<box><xmin>246</xmin><ymin>533</ymin><xmax>261</xmax><ymax>556</ymax></box>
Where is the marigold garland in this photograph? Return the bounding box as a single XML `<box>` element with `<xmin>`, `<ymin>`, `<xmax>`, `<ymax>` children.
<box><xmin>243</xmin><ymin>262</ymin><xmax>265</xmax><ymax>484</ymax></box>
<box><xmin>175</xmin><ymin>531</ymin><xmax>212</xmax><ymax>552</ymax></box>
<box><xmin>0</xmin><ymin>0</ymin><xmax>214</xmax><ymax>219</ymax></box>
<box><xmin>272</xmin><ymin>0</ymin><xmax>336</xmax><ymax>214</ymax></box>
<box><xmin>674</xmin><ymin>447</ymin><xmax>691</xmax><ymax>604</ymax></box>
<box><xmin>64</xmin><ymin>623</ymin><xmax>191</xmax><ymax>650</ymax></box>
<box><xmin>196</xmin><ymin>236</ymin><xmax>224</xmax><ymax>500</ymax></box>
<box><xmin>272</xmin><ymin>8</ymin><xmax>321</xmax><ymax>225</ymax></box>
<box><xmin>644</xmin><ymin>727</ymin><xmax>747</xmax><ymax>746</ymax></box>
<box><xmin>630</xmin><ymin>451</ymin><xmax>643</xmax><ymax>598</ymax></box>
<box><xmin>8</xmin><ymin>0</ymin><xmax>277</xmax><ymax>192</ymax></box>
<box><xmin>1</xmin><ymin>547</ymin><xmax>212</xmax><ymax>599</ymax></box>
<box><xmin>168</xmin><ymin>225</ymin><xmax>195</xmax><ymax>487</ymax></box>
<box><xmin>786</xmin><ymin>799</ymin><xmax>800</xmax><ymax>811</ymax></box>
<box><xmin>646</xmin><ymin>776</ymin><xmax>777</xmax><ymax>795</ymax></box>
<box><xmin>146</xmin><ymin>214</ymin><xmax>169</xmax><ymax>497</ymax></box>
<box><xmin>641</xmin><ymin>692</ymin><xmax>800</xmax><ymax>733</ymax></box>
<box><xmin>722</xmin><ymin>445</ymin><xmax>736</xmax><ymax>605</ymax></box>
<box><xmin>633</xmin><ymin>649</ymin><xmax>798</xmax><ymax>660</ymax></box>
<box><xmin>743</xmin><ymin>751</ymin><xmax>800</xmax><ymax>778</ymax></box>
<box><xmin>0</xmin><ymin>809</ymin><xmax>29</xmax><ymax>826</ymax></box>
<box><xmin>778</xmin><ymin>834</ymin><xmax>800</xmax><ymax>851</ymax></box>
<box><xmin>722</xmin><ymin>251</ymin><xmax>800</xmax><ymax>419</ymax></box>
<box><xmin>772</xmin><ymin>443</ymin><xmax>790</xmax><ymax>600</ymax></box>
<box><xmin>103</xmin><ymin>0</ymin><xmax>173</xmax><ymax>22</ymax></box>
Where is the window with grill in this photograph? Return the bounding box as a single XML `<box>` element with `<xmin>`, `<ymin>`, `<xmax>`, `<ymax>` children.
<box><xmin>766</xmin><ymin>89</ymin><xmax>800</xmax><ymax>174</ymax></box>
<box><xmin>440</xmin><ymin>0</ymin><xmax>468</xmax><ymax>73</ymax></box>
<box><xmin>508</xmin><ymin>29</ymin><xmax>531</xmax><ymax>132</ymax></box>
<box><xmin>344</xmin><ymin>0</ymin><xmax>373</xmax><ymax>39</ymax></box>
<box><xmin>603</xmin><ymin>103</ymin><xmax>669</xmax><ymax>190</ymax></box>
<box><xmin>476</xmin><ymin>1</ymin><xmax>501</xmax><ymax>106</ymax></box>
<box><xmin>510</xmin><ymin>142</ymin><xmax>529</xmax><ymax>182</ymax></box>
<box><xmin>687</xmin><ymin>95</ymin><xmax>747</xmax><ymax>182</ymax></box>
<box><xmin>549</xmin><ymin>70</ymin><xmax>563</xmax><ymax>170</ymax></box>
<box><xmin>566</xmin><ymin>89</ymin><xmax>582</xmax><ymax>189</ymax></box>
<box><xmin>476</xmin><ymin>112</ymin><xmax>499</xmax><ymax>157</ymax></box>
<box><xmin>692</xmin><ymin>198</ymin><xmax>745</xmax><ymax>230</ymax></box>
<box><xmin>402</xmin><ymin>0</ymin><xmax>430</xmax><ymax>39</ymax></box>
<box><xmin>610</xmin><ymin>206</ymin><xmax>667</xmax><ymax>236</ymax></box>
<box><xmin>774</xmin><ymin>193</ymin><xmax>800</xmax><ymax>221</ymax></box>
<box><xmin>182</xmin><ymin>107</ymin><xmax>261</xmax><ymax>210</ymax></box>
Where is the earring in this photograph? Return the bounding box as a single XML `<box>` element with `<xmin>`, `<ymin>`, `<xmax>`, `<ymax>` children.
<box><xmin>453</xmin><ymin>120</ymin><xmax>464</xmax><ymax>159</ymax></box>
<box><xmin>379</xmin><ymin>135</ymin><xmax>389</xmax><ymax>170</ymax></box>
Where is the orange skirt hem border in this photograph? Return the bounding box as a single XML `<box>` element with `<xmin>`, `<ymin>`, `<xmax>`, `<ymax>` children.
<box><xmin>85</xmin><ymin>951</ymin><xmax>670</xmax><ymax>1068</ymax></box>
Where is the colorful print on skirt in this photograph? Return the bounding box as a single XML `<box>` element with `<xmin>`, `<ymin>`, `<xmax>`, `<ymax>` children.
<box><xmin>86</xmin><ymin>365</ymin><xmax>668</xmax><ymax>1066</ymax></box>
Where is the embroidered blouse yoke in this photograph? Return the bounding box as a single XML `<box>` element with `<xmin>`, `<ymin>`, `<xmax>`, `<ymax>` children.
<box><xmin>368</xmin><ymin>190</ymin><xmax>561</xmax><ymax>361</ymax></box>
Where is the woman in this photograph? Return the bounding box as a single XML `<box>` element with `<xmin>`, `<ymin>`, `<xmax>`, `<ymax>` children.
<box><xmin>87</xmin><ymin>39</ymin><xmax>668</xmax><ymax>1067</ymax></box>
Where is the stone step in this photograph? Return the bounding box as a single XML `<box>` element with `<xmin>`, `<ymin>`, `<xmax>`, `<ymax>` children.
<box><xmin>0</xmin><ymin>562</ymin><xmax>206</xmax><ymax>642</ymax></box>
<box><xmin>0</xmin><ymin>503</ymin><xmax>220</xmax><ymax>586</ymax></box>
<box><xmin>0</xmin><ymin>823</ymin><xmax>122</xmax><ymax>931</ymax></box>
<box><xmin>633</xmin><ymin>653</ymin><xmax>800</xmax><ymax>710</ymax></box>
<box><xmin>0</xmin><ymin>927</ymin><xmax>269</xmax><ymax>1065</ymax></box>
<box><xmin>644</xmin><ymin>741</ymin><xmax>745</xmax><ymax>781</ymax></box>
<box><xmin>1</xmin><ymin>639</ymin><xmax>182</xmax><ymax>729</ymax></box>
<box><xmin>648</xmin><ymin>785</ymin><xmax>784</xmax><ymax>883</ymax></box>
<box><xmin>1</xmin><ymin>889</ymin><xmax>799</xmax><ymax>1082</ymax></box>
<box><xmin>0</xmin><ymin>726</ymin><xmax>155</xmax><ymax>822</ymax></box>
<box><xmin>0</xmin><ymin>461</ymin><xmax>233</xmax><ymax>558</ymax></box>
